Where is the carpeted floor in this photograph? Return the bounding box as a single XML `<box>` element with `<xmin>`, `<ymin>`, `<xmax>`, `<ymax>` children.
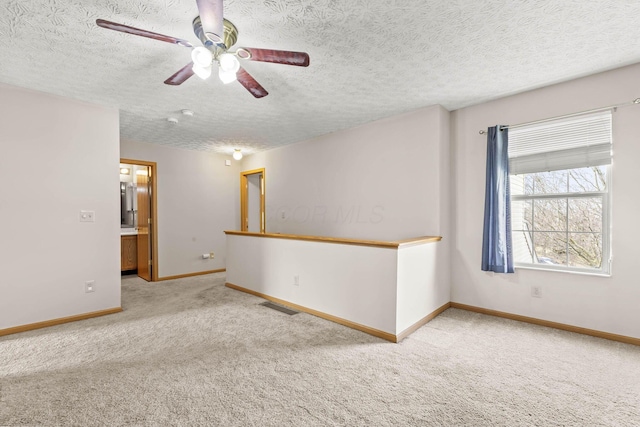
<box><xmin>1</xmin><ymin>273</ymin><xmax>639</xmax><ymax>426</ymax></box>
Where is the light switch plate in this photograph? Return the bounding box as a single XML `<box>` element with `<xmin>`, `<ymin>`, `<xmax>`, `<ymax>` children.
<box><xmin>80</xmin><ymin>210</ymin><xmax>95</xmax><ymax>222</ymax></box>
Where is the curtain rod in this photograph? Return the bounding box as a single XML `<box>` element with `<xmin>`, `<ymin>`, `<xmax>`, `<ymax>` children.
<box><xmin>478</xmin><ymin>97</ymin><xmax>640</xmax><ymax>135</ymax></box>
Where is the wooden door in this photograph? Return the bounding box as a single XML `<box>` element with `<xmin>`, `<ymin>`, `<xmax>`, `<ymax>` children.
<box><xmin>136</xmin><ymin>167</ymin><xmax>152</xmax><ymax>281</ymax></box>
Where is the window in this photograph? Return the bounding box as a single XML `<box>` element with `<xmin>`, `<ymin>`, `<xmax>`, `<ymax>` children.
<box><xmin>508</xmin><ymin>111</ymin><xmax>612</xmax><ymax>274</ymax></box>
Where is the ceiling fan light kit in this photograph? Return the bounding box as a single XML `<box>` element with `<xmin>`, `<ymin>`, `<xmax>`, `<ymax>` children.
<box><xmin>191</xmin><ymin>47</ymin><xmax>212</xmax><ymax>66</ymax></box>
<box><xmin>96</xmin><ymin>0</ymin><xmax>309</xmax><ymax>98</ymax></box>
<box><xmin>218</xmin><ymin>52</ymin><xmax>240</xmax><ymax>83</ymax></box>
<box><xmin>190</xmin><ymin>47</ymin><xmax>212</xmax><ymax>79</ymax></box>
<box><xmin>219</xmin><ymin>68</ymin><xmax>237</xmax><ymax>84</ymax></box>
<box><xmin>218</xmin><ymin>53</ymin><xmax>240</xmax><ymax>73</ymax></box>
<box><xmin>193</xmin><ymin>64</ymin><xmax>212</xmax><ymax>80</ymax></box>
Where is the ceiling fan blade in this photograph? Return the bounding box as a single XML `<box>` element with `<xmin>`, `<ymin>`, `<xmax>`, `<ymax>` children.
<box><xmin>96</xmin><ymin>19</ymin><xmax>193</xmax><ymax>47</ymax></box>
<box><xmin>164</xmin><ymin>63</ymin><xmax>195</xmax><ymax>85</ymax></box>
<box><xmin>196</xmin><ymin>0</ymin><xmax>224</xmax><ymax>45</ymax></box>
<box><xmin>239</xmin><ymin>48</ymin><xmax>310</xmax><ymax>67</ymax></box>
<box><xmin>236</xmin><ymin>67</ymin><xmax>268</xmax><ymax>98</ymax></box>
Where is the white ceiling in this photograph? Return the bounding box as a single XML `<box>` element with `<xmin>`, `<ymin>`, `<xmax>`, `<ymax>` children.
<box><xmin>2</xmin><ymin>0</ymin><xmax>640</xmax><ymax>156</ymax></box>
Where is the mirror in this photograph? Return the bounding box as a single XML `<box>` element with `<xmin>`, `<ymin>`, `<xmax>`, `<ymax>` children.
<box><xmin>120</xmin><ymin>182</ymin><xmax>137</xmax><ymax>228</ymax></box>
<box><xmin>120</xmin><ymin>163</ymin><xmax>138</xmax><ymax>229</ymax></box>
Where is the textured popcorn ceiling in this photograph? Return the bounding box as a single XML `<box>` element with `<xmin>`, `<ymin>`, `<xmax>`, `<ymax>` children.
<box><xmin>1</xmin><ymin>0</ymin><xmax>640</xmax><ymax>155</ymax></box>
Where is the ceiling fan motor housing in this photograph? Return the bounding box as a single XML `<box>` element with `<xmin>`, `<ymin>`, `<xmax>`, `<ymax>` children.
<box><xmin>192</xmin><ymin>16</ymin><xmax>238</xmax><ymax>54</ymax></box>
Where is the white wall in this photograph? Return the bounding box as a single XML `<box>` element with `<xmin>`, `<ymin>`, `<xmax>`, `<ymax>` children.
<box><xmin>0</xmin><ymin>83</ymin><xmax>120</xmax><ymax>330</ymax></box>
<box><xmin>226</xmin><ymin>235</ymin><xmax>445</xmax><ymax>336</ymax></box>
<box><xmin>239</xmin><ymin>105</ymin><xmax>451</xmax><ymax>328</ymax></box>
<box><xmin>396</xmin><ymin>242</ymin><xmax>448</xmax><ymax>333</ymax></box>
<box><xmin>226</xmin><ymin>234</ymin><xmax>399</xmax><ymax>334</ymax></box>
<box><xmin>451</xmin><ymin>63</ymin><xmax>640</xmax><ymax>339</ymax></box>
<box><xmin>120</xmin><ymin>140</ymin><xmax>241</xmax><ymax>278</ymax></box>
<box><xmin>241</xmin><ymin>105</ymin><xmax>451</xmax><ymax>242</ymax></box>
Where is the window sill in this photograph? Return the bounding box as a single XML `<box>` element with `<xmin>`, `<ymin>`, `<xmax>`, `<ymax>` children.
<box><xmin>515</xmin><ymin>264</ymin><xmax>611</xmax><ymax>277</ymax></box>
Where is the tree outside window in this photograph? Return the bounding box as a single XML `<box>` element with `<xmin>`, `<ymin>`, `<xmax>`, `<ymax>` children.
<box><xmin>511</xmin><ymin>166</ymin><xmax>608</xmax><ymax>271</ymax></box>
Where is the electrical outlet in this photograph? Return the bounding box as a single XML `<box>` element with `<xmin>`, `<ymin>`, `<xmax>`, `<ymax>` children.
<box><xmin>293</xmin><ymin>275</ymin><xmax>299</xmax><ymax>286</ymax></box>
<box><xmin>79</xmin><ymin>210</ymin><xmax>95</xmax><ymax>222</ymax></box>
<box><xmin>531</xmin><ymin>286</ymin><xmax>542</xmax><ymax>298</ymax></box>
<box><xmin>85</xmin><ymin>280</ymin><xmax>96</xmax><ymax>293</ymax></box>
<box><xmin>209</xmin><ymin>252</ymin><xmax>215</xmax><ymax>259</ymax></box>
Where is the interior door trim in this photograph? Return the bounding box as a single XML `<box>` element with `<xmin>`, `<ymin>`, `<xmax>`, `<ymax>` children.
<box><xmin>240</xmin><ymin>168</ymin><xmax>265</xmax><ymax>233</ymax></box>
<box><xmin>121</xmin><ymin>158</ymin><xmax>158</xmax><ymax>281</ymax></box>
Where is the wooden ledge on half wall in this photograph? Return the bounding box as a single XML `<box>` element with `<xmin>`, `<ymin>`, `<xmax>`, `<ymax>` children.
<box><xmin>224</xmin><ymin>230</ymin><xmax>442</xmax><ymax>249</ymax></box>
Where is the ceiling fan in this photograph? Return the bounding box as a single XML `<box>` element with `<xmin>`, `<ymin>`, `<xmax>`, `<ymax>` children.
<box><xmin>96</xmin><ymin>0</ymin><xmax>310</xmax><ymax>98</ymax></box>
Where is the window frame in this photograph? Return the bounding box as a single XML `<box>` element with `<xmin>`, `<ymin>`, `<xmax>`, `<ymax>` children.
<box><xmin>510</xmin><ymin>166</ymin><xmax>611</xmax><ymax>275</ymax></box>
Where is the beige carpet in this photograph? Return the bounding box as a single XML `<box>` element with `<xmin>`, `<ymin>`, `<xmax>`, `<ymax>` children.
<box><xmin>1</xmin><ymin>273</ymin><xmax>639</xmax><ymax>426</ymax></box>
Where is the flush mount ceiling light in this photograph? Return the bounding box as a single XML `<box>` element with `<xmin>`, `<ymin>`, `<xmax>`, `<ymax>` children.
<box><xmin>120</xmin><ymin>168</ymin><xmax>130</xmax><ymax>175</ymax></box>
<box><xmin>233</xmin><ymin>149</ymin><xmax>243</xmax><ymax>160</ymax></box>
<box><xmin>181</xmin><ymin>109</ymin><xmax>194</xmax><ymax>116</ymax></box>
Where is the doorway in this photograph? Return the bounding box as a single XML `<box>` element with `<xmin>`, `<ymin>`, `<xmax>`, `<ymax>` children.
<box><xmin>240</xmin><ymin>168</ymin><xmax>265</xmax><ymax>233</ymax></box>
<box><xmin>120</xmin><ymin>158</ymin><xmax>158</xmax><ymax>281</ymax></box>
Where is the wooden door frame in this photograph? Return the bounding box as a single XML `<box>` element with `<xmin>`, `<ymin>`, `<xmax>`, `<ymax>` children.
<box><xmin>240</xmin><ymin>168</ymin><xmax>265</xmax><ymax>233</ymax></box>
<box><xmin>121</xmin><ymin>158</ymin><xmax>158</xmax><ymax>281</ymax></box>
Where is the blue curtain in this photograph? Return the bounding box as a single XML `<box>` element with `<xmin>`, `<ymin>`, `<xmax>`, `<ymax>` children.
<box><xmin>481</xmin><ymin>126</ymin><xmax>514</xmax><ymax>273</ymax></box>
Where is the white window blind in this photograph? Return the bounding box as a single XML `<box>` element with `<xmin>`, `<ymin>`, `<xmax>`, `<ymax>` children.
<box><xmin>508</xmin><ymin>110</ymin><xmax>612</xmax><ymax>175</ymax></box>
